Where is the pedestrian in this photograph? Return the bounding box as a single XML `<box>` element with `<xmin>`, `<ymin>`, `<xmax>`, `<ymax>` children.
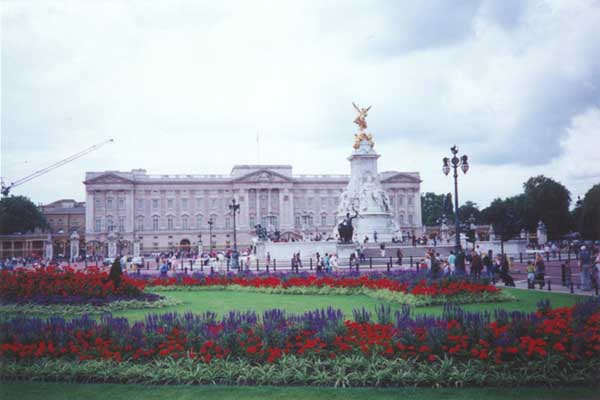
<box><xmin>374</xmin><ymin>231</ymin><xmax>378</xmax><ymax>243</ymax></box>
<box><xmin>396</xmin><ymin>248</ymin><xmax>403</xmax><ymax>266</ymax></box>
<box><xmin>470</xmin><ymin>250</ymin><xmax>482</xmax><ymax>279</ymax></box>
<box><xmin>579</xmin><ymin>246</ymin><xmax>592</xmax><ymax>291</ymax></box>
<box><xmin>323</xmin><ymin>253</ymin><xmax>331</xmax><ymax>272</ymax></box>
<box><xmin>483</xmin><ymin>250</ymin><xmax>494</xmax><ymax>279</ymax></box>
<box><xmin>526</xmin><ymin>261</ymin><xmax>536</xmax><ymax>289</ymax></box>
<box><xmin>564</xmin><ymin>261</ymin><xmax>572</xmax><ymax>288</ymax></box>
<box><xmin>448</xmin><ymin>251</ymin><xmax>456</xmax><ymax>275</ymax></box>
<box><xmin>534</xmin><ymin>253</ymin><xmax>546</xmax><ymax>289</ymax></box>
<box><xmin>330</xmin><ymin>253</ymin><xmax>339</xmax><ymax>272</ymax></box>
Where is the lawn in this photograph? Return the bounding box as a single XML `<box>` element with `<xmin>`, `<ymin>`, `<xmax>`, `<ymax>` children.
<box><xmin>1</xmin><ymin>382</ymin><xmax>597</xmax><ymax>400</ymax></box>
<box><xmin>107</xmin><ymin>287</ymin><xmax>585</xmax><ymax>321</ymax></box>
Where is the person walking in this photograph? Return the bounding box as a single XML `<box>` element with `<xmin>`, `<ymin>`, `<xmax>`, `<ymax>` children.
<box><xmin>396</xmin><ymin>248</ymin><xmax>403</xmax><ymax>266</ymax></box>
<box><xmin>579</xmin><ymin>246</ymin><xmax>592</xmax><ymax>291</ymax></box>
<box><xmin>448</xmin><ymin>251</ymin><xmax>456</xmax><ymax>275</ymax></box>
<box><xmin>470</xmin><ymin>250</ymin><xmax>482</xmax><ymax>279</ymax></box>
<box><xmin>526</xmin><ymin>261</ymin><xmax>536</xmax><ymax>289</ymax></box>
<box><xmin>534</xmin><ymin>253</ymin><xmax>546</xmax><ymax>289</ymax></box>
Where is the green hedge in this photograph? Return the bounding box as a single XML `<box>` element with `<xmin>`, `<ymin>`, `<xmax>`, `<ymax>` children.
<box><xmin>2</xmin><ymin>355</ymin><xmax>597</xmax><ymax>387</ymax></box>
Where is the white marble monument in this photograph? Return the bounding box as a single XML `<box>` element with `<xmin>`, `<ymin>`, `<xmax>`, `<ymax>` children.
<box><xmin>335</xmin><ymin>103</ymin><xmax>400</xmax><ymax>242</ymax></box>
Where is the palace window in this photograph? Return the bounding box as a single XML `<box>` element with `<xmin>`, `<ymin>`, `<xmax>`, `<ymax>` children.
<box><xmin>265</xmin><ymin>215</ymin><xmax>278</xmax><ymax>228</ymax></box>
<box><xmin>95</xmin><ymin>198</ymin><xmax>102</xmax><ymax>209</ymax></box>
<box><xmin>398</xmin><ymin>195</ymin><xmax>405</xmax><ymax>206</ymax></box>
<box><xmin>136</xmin><ymin>199</ymin><xmax>144</xmax><ymax>210</ymax></box>
<box><xmin>118</xmin><ymin>198</ymin><xmax>125</xmax><ymax>210</ymax></box>
<box><xmin>107</xmin><ymin>198</ymin><xmax>113</xmax><ymax>210</ymax></box>
<box><xmin>167</xmin><ymin>199</ymin><xmax>174</xmax><ymax>209</ymax></box>
<box><xmin>95</xmin><ymin>218</ymin><xmax>102</xmax><ymax>232</ymax></box>
<box><xmin>196</xmin><ymin>198</ymin><xmax>203</xmax><ymax>208</ymax></box>
<box><xmin>225</xmin><ymin>216</ymin><xmax>231</xmax><ymax>229</ymax></box>
<box><xmin>302</xmin><ymin>214</ymin><xmax>313</xmax><ymax>228</ymax></box>
<box><xmin>106</xmin><ymin>218</ymin><xmax>114</xmax><ymax>231</ymax></box>
<box><xmin>399</xmin><ymin>214</ymin><xmax>404</xmax><ymax>225</ymax></box>
<box><xmin>196</xmin><ymin>214</ymin><xmax>203</xmax><ymax>228</ymax></box>
<box><xmin>181</xmin><ymin>198</ymin><xmax>188</xmax><ymax>210</ymax></box>
<box><xmin>249</xmin><ymin>215</ymin><xmax>256</xmax><ymax>228</ymax></box>
<box><xmin>167</xmin><ymin>217</ymin><xmax>174</xmax><ymax>230</ymax></box>
<box><xmin>152</xmin><ymin>199</ymin><xmax>159</xmax><ymax>209</ymax></box>
<box><xmin>136</xmin><ymin>216</ymin><xmax>144</xmax><ymax>231</ymax></box>
<box><xmin>321</xmin><ymin>214</ymin><xmax>327</xmax><ymax>226</ymax></box>
<box><xmin>118</xmin><ymin>217</ymin><xmax>125</xmax><ymax>232</ymax></box>
<box><xmin>182</xmin><ymin>216</ymin><xmax>188</xmax><ymax>230</ymax></box>
<box><xmin>407</xmin><ymin>195</ymin><xmax>413</xmax><ymax>206</ymax></box>
<box><xmin>295</xmin><ymin>215</ymin><xmax>301</xmax><ymax>228</ymax></box>
<box><xmin>408</xmin><ymin>214</ymin><xmax>414</xmax><ymax>225</ymax></box>
<box><xmin>152</xmin><ymin>216</ymin><xmax>159</xmax><ymax>230</ymax></box>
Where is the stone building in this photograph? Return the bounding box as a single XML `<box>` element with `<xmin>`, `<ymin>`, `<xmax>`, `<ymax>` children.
<box><xmin>84</xmin><ymin>165</ymin><xmax>422</xmax><ymax>255</ymax></box>
<box><xmin>0</xmin><ymin>199</ymin><xmax>85</xmax><ymax>259</ymax></box>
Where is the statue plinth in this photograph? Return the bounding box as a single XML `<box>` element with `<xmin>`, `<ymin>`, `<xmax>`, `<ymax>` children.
<box><xmin>335</xmin><ymin>133</ymin><xmax>399</xmax><ymax>242</ymax></box>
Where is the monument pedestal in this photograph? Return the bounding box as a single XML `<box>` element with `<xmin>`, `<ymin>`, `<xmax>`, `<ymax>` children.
<box><xmin>335</xmin><ymin>128</ymin><xmax>399</xmax><ymax>242</ymax></box>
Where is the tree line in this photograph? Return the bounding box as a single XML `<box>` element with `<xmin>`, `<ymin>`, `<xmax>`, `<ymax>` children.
<box><xmin>421</xmin><ymin>175</ymin><xmax>600</xmax><ymax>241</ymax></box>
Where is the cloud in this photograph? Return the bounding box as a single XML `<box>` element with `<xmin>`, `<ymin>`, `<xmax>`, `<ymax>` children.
<box><xmin>1</xmin><ymin>0</ymin><xmax>599</xmax><ymax>207</ymax></box>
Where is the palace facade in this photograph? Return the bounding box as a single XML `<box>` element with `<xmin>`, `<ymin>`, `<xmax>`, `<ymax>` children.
<box><xmin>84</xmin><ymin>165</ymin><xmax>422</xmax><ymax>254</ymax></box>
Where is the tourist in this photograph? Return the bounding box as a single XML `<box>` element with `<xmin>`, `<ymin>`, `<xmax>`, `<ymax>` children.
<box><xmin>564</xmin><ymin>261</ymin><xmax>572</xmax><ymax>288</ymax></box>
<box><xmin>448</xmin><ymin>251</ymin><xmax>456</xmax><ymax>274</ymax></box>
<box><xmin>579</xmin><ymin>246</ymin><xmax>592</xmax><ymax>291</ymax></box>
<box><xmin>330</xmin><ymin>253</ymin><xmax>339</xmax><ymax>272</ymax></box>
<box><xmin>323</xmin><ymin>253</ymin><xmax>331</xmax><ymax>272</ymax></box>
<box><xmin>499</xmin><ymin>254</ymin><xmax>515</xmax><ymax>287</ymax></box>
<box><xmin>526</xmin><ymin>261</ymin><xmax>536</xmax><ymax>289</ymax></box>
<box><xmin>534</xmin><ymin>253</ymin><xmax>546</xmax><ymax>289</ymax></box>
<box><xmin>373</xmin><ymin>231</ymin><xmax>378</xmax><ymax>243</ymax></box>
<box><xmin>159</xmin><ymin>261</ymin><xmax>168</xmax><ymax>277</ymax></box>
<box><xmin>396</xmin><ymin>248</ymin><xmax>403</xmax><ymax>266</ymax></box>
<box><xmin>483</xmin><ymin>250</ymin><xmax>494</xmax><ymax>279</ymax></box>
<box><xmin>470</xmin><ymin>250</ymin><xmax>482</xmax><ymax>279</ymax></box>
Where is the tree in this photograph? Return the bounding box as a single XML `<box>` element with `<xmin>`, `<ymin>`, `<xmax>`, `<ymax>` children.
<box><xmin>421</xmin><ymin>192</ymin><xmax>454</xmax><ymax>226</ymax></box>
<box><xmin>522</xmin><ymin>175</ymin><xmax>571</xmax><ymax>240</ymax></box>
<box><xmin>580</xmin><ymin>184</ymin><xmax>600</xmax><ymax>240</ymax></box>
<box><xmin>481</xmin><ymin>195</ymin><xmax>524</xmax><ymax>255</ymax></box>
<box><xmin>108</xmin><ymin>257</ymin><xmax>122</xmax><ymax>288</ymax></box>
<box><xmin>458</xmin><ymin>201</ymin><xmax>481</xmax><ymax>224</ymax></box>
<box><xmin>0</xmin><ymin>195</ymin><xmax>48</xmax><ymax>234</ymax></box>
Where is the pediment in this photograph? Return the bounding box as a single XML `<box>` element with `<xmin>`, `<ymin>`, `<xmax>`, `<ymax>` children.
<box><xmin>233</xmin><ymin>169</ymin><xmax>293</xmax><ymax>183</ymax></box>
<box><xmin>380</xmin><ymin>172</ymin><xmax>421</xmax><ymax>184</ymax></box>
<box><xmin>84</xmin><ymin>173</ymin><xmax>134</xmax><ymax>185</ymax></box>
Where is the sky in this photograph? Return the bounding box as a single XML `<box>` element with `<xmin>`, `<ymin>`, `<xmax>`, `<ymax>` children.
<box><xmin>1</xmin><ymin>0</ymin><xmax>599</xmax><ymax>208</ymax></box>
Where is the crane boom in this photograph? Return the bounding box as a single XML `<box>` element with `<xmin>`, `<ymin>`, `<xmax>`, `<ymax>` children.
<box><xmin>1</xmin><ymin>139</ymin><xmax>114</xmax><ymax>196</ymax></box>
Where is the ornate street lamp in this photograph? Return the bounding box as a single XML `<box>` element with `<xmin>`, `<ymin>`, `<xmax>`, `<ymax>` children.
<box><xmin>207</xmin><ymin>217</ymin><xmax>214</xmax><ymax>252</ymax></box>
<box><xmin>229</xmin><ymin>199</ymin><xmax>241</xmax><ymax>271</ymax></box>
<box><xmin>442</xmin><ymin>145</ymin><xmax>469</xmax><ymax>271</ymax></box>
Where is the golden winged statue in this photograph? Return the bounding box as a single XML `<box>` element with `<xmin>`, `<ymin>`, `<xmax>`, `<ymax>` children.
<box><xmin>352</xmin><ymin>102</ymin><xmax>374</xmax><ymax>149</ymax></box>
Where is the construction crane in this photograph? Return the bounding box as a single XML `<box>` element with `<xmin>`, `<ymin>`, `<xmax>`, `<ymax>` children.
<box><xmin>1</xmin><ymin>139</ymin><xmax>114</xmax><ymax>197</ymax></box>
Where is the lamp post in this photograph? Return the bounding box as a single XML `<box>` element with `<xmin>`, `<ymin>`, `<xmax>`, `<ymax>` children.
<box><xmin>229</xmin><ymin>199</ymin><xmax>241</xmax><ymax>270</ymax></box>
<box><xmin>207</xmin><ymin>217</ymin><xmax>214</xmax><ymax>252</ymax></box>
<box><xmin>442</xmin><ymin>145</ymin><xmax>469</xmax><ymax>271</ymax></box>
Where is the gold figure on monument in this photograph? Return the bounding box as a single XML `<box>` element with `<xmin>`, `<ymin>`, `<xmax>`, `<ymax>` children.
<box><xmin>352</xmin><ymin>102</ymin><xmax>374</xmax><ymax>149</ymax></box>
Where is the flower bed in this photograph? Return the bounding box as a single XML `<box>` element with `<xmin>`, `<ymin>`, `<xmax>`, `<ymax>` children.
<box><xmin>0</xmin><ymin>267</ymin><xmax>151</xmax><ymax>305</ymax></box>
<box><xmin>146</xmin><ymin>272</ymin><xmax>509</xmax><ymax>306</ymax></box>
<box><xmin>2</xmin><ymin>300</ymin><xmax>599</xmax><ymax>386</ymax></box>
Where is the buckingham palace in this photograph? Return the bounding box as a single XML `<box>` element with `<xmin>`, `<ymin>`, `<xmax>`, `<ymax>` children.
<box><xmin>84</xmin><ymin>165</ymin><xmax>423</xmax><ymax>254</ymax></box>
